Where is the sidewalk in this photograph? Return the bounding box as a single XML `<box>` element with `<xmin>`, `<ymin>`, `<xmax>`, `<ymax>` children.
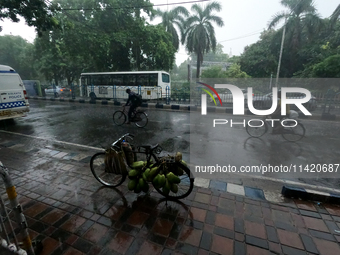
<box><xmin>1</xmin><ymin>135</ymin><xmax>340</xmax><ymax>255</ymax></box>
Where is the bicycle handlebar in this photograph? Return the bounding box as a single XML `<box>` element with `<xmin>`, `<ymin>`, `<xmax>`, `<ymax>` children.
<box><xmin>111</xmin><ymin>133</ymin><xmax>134</xmax><ymax>147</ymax></box>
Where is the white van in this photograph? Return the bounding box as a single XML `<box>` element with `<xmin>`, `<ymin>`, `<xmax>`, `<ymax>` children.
<box><xmin>0</xmin><ymin>65</ymin><xmax>30</xmax><ymax>120</ymax></box>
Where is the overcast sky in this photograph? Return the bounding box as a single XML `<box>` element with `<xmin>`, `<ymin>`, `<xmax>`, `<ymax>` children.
<box><xmin>0</xmin><ymin>0</ymin><xmax>339</xmax><ymax>66</ymax></box>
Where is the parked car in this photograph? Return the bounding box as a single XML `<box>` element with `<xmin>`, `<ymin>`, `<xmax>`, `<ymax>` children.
<box><xmin>250</xmin><ymin>92</ymin><xmax>317</xmax><ymax>111</ymax></box>
<box><xmin>44</xmin><ymin>86</ymin><xmax>71</xmax><ymax>97</ymax></box>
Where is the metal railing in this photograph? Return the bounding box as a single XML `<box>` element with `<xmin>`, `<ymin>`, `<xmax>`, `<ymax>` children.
<box><xmin>0</xmin><ymin>161</ymin><xmax>35</xmax><ymax>255</ymax></box>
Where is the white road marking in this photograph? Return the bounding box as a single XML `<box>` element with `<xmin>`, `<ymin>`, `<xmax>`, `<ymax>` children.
<box><xmin>0</xmin><ymin>130</ymin><xmax>103</xmax><ymax>151</ymax></box>
<box><xmin>53</xmin><ymin>152</ymin><xmax>69</xmax><ymax>159</ymax></box>
<box><xmin>8</xmin><ymin>144</ymin><xmax>25</xmax><ymax>149</ymax></box>
<box><xmin>71</xmin><ymin>153</ymin><xmax>91</xmax><ymax>161</ymax></box>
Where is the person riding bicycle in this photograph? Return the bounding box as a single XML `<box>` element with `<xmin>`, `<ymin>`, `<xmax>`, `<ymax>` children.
<box><xmin>271</xmin><ymin>89</ymin><xmax>290</xmax><ymax>134</ymax></box>
<box><xmin>125</xmin><ymin>89</ymin><xmax>140</xmax><ymax>124</ymax></box>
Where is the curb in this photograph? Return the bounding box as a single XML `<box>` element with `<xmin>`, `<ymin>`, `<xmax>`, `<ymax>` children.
<box><xmin>282</xmin><ymin>185</ymin><xmax>340</xmax><ymax>204</ymax></box>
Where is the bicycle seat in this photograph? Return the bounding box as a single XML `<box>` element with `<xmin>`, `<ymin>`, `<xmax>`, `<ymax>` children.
<box><xmin>139</xmin><ymin>144</ymin><xmax>159</xmax><ymax>150</ymax></box>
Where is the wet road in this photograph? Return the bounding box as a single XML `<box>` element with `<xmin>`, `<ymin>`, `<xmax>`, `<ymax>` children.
<box><xmin>1</xmin><ymin>100</ymin><xmax>339</xmax><ymax>191</ymax></box>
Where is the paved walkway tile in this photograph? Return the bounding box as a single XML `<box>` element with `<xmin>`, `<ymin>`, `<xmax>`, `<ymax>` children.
<box><xmin>1</xmin><ymin>141</ymin><xmax>340</xmax><ymax>254</ymax></box>
<box><xmin>244</xmin><ymin>186</ymin><xmax>266</xmax><ymax>200</ymax></box>
<box><xmin>227</xmin><ymin>183</ymin><xmax>245</xmax><ymax>196</ymax></box>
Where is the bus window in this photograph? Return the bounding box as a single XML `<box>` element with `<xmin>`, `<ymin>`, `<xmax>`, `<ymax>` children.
<box><xmin>137</xmin><ymin>74</ymin><xmax>149</xmax><ymax>86</ymax></box>
<box><xmin>124</xmin><ymin>75</ymin><xmax>136</xmax><ymax>86</ymax></box>
<box><xmin>162</xmin><ymin>73</ymin><xmax>170</xmax><ymax>83</ymax></box>
<box><xmin>102</xmin><ymin>75</ymin><xmax>110</xmax><ymax>85</ymax></box>
<box><xmin>112</xmin><ymin>75</ymin><xmax>123</xmax><ymax>86</ymax></box>
<box><xmin>149</xmin><ymin>74</ymin><xmax>158</xmax><ymax>86</ymax></box>
<box><xmin>92</xmin><ymin>75</ymin><xmax>101</xmax><ymax>86</ymax></box>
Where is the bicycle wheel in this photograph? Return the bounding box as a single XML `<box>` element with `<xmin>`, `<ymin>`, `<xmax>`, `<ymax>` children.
<box><xmin>113</xmin><ymin>111</ymin><xmax>126</xmax><ymax>126</ymax></box>
<box><xmin>153</xmin><ymin>162</ymin><xmax>194</xmax><ymax>200</ymax></box>
<box><xmin>246</xmin><ymin>121</ymin><xmax>268</xmax><ymax>137</ymax></box>
<box><xmin>281</xmin><ymin>122</ymin><xmax>305</xmax><ymax>142</ymax></box>
<box><xmin>134</xmin><ymin>111</ymin><xmax>148</xmax><ymax>128</ymax></box>
<box><xmin>90</xmin><ymin>152</ymin><xmax>126</xmax><ymax>187</ymax></box>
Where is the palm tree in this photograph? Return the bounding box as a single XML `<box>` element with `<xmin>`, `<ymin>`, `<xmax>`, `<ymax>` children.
<box><xmin>268</xmin><ymin>0</ymin><xmax>322</xmax><ymax>52</ymax></box>
<box><xmin>330</xmin><ymin>4</ymin><xmax>340</xmax><ymax>28</ymax></box>
<box><xmin>151</xmin><ymin>6</ymin><xmax>189</xmax><ymax>51</ymax></box>
<box><xmin>181</xmin><ymin>2</ymin><xmax>224</xmax><ymax>78</ymax></box>
<box><xmin>268</xmin><ymin>0</ymin><xmax>322</xmax><ymax>76</ymax></box>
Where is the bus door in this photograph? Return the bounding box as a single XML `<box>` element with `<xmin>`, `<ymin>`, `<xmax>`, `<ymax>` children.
<box><xmin>81</xmin><ymin>77</ymin><xmax>88</xmax><ymax>97</ymax></box>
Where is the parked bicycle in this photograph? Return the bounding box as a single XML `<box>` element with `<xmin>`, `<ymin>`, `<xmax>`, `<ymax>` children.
<box><xmin>113</xmin><ymin>106</ymin><xmax>148</xmax><ymax>128</ymax></box>
<box><xmin>246</xmin><ymin>113</ymin><xmax>305</xmax><ymax>142</ymax></box>
<box><xmin>90</xmin><ymin>133</ymin><xmax>194</xmax><ymax>200</ymax></box>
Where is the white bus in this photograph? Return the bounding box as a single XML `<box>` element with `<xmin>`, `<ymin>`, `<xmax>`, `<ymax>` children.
<box><xmin>79</xmin><ymin>71</ymin><xmax>170</xmax><ymax>100</ymax></box>
<box><xmin>0</xmin><ymin>65</ymin><xmax>30</xmax><ymax>121</ymax></box>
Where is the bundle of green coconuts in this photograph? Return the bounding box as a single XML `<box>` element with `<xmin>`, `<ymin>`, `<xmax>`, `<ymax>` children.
<box><xmin>127</xmin><ymin>152</ymin><xmax>187</xmax><ymax>194</ymax></box>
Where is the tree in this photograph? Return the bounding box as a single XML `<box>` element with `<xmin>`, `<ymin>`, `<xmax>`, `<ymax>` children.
<box><xmin>293</xmin><ymin>17</ymin><xmax>340</xmax><ymax>78</ymax></box>
<box><xmin>312</xmin><ymin>55</ymin><xmax>340</xmax><ymax>78</ymax></box>
<box><xmin>171</xmin><ymin>60</ymin><xmax>191</xmax><ymax>81</ymax></box>
<box><xmin>268</xmin><ymin>0</ymin><xmax>322</xmax><ymax>76</ymax></box>
<box><xmin>330</xmin><ymin>4</ymin><xmax>340</xmax><ymax>28</ymax></box>
<box><xmin>201</xmin><ymin>63</ymin><xmax>250</xmax><ymax>78</ymax></box>
<box><xmin>151</xmin><ymin>6</ymin><xmax>189</xmax><ymax>51</ymax></box>
<box><xmin>0</xmin><ymin>35</ymin><xmax>37</xmax><ymax>79</ymax></box>
<box><xmin>201</xmin><ymin>65</ymin><xmax>226</xmax><ymax>78</ymax></box>
<box><xmin>181</xmin><ymin>1</ymin><xmax>224</xmax><ymax>78</ymax></box>
<box><xmin>190</xmin><ymin>43</ymin><xmax>229</xmax><ymax>63</ymax></box>
<box><xmin>239</xmin><ymin>30</ymin><xmax>278</xmax><ymax>78</ymax></box>
<box><xmin>0</xmin><ymin>0</ymin><xmax>59</xmax><ymax>35</ymax></box>
<box><xmin>34</xmin><ymin>32</ymin><xmax>65</xmax><ymax>86</ymax></box>
<box><xmin>32</xmin><ymin>0</ymin><xmax>176</xmax><ymax>85</ymax></box>
<box><xmin>135</xmin><ymin>24</ymin><xmax>176</xmax><ymax>71</ymax></box>
<box><xmin>225</xmin><ymin>64</ymin><xmax>250</xmax><ymax>78</ymax></box>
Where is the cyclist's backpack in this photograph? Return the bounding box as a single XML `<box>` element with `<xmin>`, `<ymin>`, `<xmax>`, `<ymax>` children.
<box><xmin>134</xmin><ymin>94</ymin><xmax>142</xmax><ymax>107</ymax></box>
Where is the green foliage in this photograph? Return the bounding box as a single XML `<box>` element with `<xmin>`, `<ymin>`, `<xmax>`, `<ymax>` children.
<box><xmin>190</xmin><ymin>43</ymin><xmax>229</xmax><ymax>63</ymax></box>
<box><xmin>0</xmin><ymin>35</ymin><xmax>38</xmax><ymax>79</ymax></box>
<box><xmin>225</xmin><ymin>64</ymin><xmax>250</xmax><ymax>78</ymax></box>
<box><xmin>171</xmin><ymin>82</ymin><xmax>190</xmax><ymax>99</ymax></box>
<box><xmin>3</xmin><ymin>0</ymin><xmax>340</xmax><ymax>84</ymax></box>
<box><xmin>201</xmin><ymin>66</ymin><xmax>226</xmax><ymax>78</ymax></box>
<box><xmin>239</xmin><ymin>30</ymin><xmax>278</xmax><ymax>78</ymax></box>
<box><xmin>294</xmin><ymin>20</ymin><xmax>340</xmax><ymax>78</ymax></box>
<box><xmin>137</xmin><ymin>25</ymin><xmax>176</xmax><ymax>71</ymax></box>
<box><xmin>268</xmin><ymin>0</ymin><xmax>323</xmax><ymax>76</ymax></box>
<box><xmin>312</xmin><ymin>55</ymin><xmax>340</xmax><ymax>78</ymax></box>
<box><xmin>151</xmin><ymin>6</ymin><xmax>189</xmax><ymax>51</ymax></box>
<box><xmin>330</xmin><ymin>4</ymin><xmax>340</xmax><ymax>28</ymax></box>
<box><xmin>31</xmin><ymin>0</ymin><xmax>176</xmax><ymax>85</ymax></box>
<box><xmin>201</xmin><ymin>64</ymin><xmax>250</xmax><ymax>78</ymax></box>
<box><xmin>0</xmin><ymin>0</ymin><xmax>59</xmax><ymax>35</ymax></box>
<box><xmin>171</xmin><ymin>60</ymin><xmax>190</xmax><ymax>82</ymax></box>
<box><xmin>239</xmin><ymin>3</ymin><xmax>340</xmax><ymax>79</ymax></box>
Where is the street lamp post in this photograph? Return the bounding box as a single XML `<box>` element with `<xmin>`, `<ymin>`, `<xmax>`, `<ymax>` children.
<box><xmin>275</xmin><ymin>18</ymin><xmax>287</xmax><ymax>88</ymax></box>
<box><xmin>269</xmin><ymin>73</ymin><xmax>273</xmax><ymax>89</ymax></box>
